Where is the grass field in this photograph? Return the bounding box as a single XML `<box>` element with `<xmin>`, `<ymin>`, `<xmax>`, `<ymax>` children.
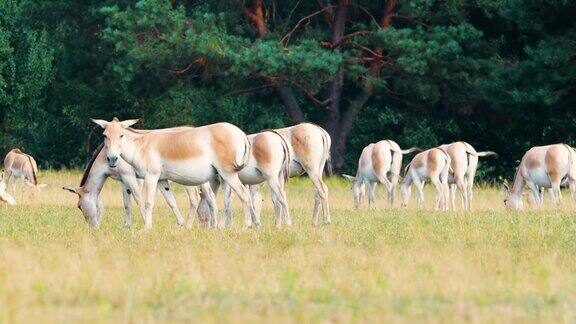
<box><xmin>1</xmin><ymin>170</ymin><xmax>576</xmax><ymax>323</ymax></box>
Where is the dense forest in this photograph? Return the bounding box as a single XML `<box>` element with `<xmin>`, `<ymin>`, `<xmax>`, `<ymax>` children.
<box><xmin>0</xmin><ymin>0</ymin><xmax>574</xmax><ymax>180</ymax></box>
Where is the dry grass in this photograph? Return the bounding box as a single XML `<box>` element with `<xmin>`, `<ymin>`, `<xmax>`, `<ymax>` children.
<box><xmin>1</xmin><ymin>171</ymin><xmax>576</xmax><ymax>323</ymax></box>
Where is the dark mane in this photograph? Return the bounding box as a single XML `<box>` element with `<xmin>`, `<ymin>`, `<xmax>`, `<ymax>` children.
<box><xmin>125</xmin><ymin>125</ymin><xmax>195</xmax><ymax>134</ymax></box>
<box><xmin>80</xmin><ymin>144</ymin><xmax>104</xmax><ymax>187</ymax></box>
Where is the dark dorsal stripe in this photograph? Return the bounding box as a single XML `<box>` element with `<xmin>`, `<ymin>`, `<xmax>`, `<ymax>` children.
<box><xmin>25</xmin><ymin>154</ymin><xmax>38</xmax><ymax>185</ymax></box>
<box><xmin>80</xmin><ymin>144</ymin><xmax>104</xmax><ymax>187</ymax></box>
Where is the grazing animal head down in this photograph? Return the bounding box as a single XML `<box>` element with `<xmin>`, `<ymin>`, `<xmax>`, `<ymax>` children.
<box><xmin>400</xmin><ymin>182</ymin><xmax>411</xmax><ymax>207</ymax></box>
<box><xmin>502</xmin><ymin>182</ymin><xmax>523</xmax><ymax>210</ymax></box>
<box><xmin>0</xmin><ymin>171</ymin><xmax>16</xmax><ymax>205</ymax></box>
<box><xmin>343</xmin><ymin>174</ymin><xmax>365</xmax><ymax>209</ymax></box>
<box><xmin>92</xmin><ymin>118</ymin><xmax>139</xmax><ymax>168</ymax></box>
<box><xmin>62</xmin><ymin>186</ymin><xmax>102</xmax><ymax>229</ymax></box>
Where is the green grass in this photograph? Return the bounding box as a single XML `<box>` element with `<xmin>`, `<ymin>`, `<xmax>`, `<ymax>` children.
<box><xmin>1</xmin><ymin>171</ymin><xmax>576</xmax><ymax>322</ymax></box>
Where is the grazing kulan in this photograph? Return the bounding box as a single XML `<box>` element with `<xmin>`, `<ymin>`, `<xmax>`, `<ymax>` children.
<box><xmin>0</xmin><ymin>171</ymin><xmax>16</xmax><ymax>205</ymax></box>
<box><xmin>438</xmin><ymin>141</ymin><xmax>497</xmax><ymax>210</ymax></box>
<box><xmin>275</xmin><ymin>123</ymin><xmax>331</xmax><ymax>226</ymax></box>
<box><xmin>3</xmin><ymin>148</ymin><xmax>46</xmax><ymax>192</ymax></box>
<box><xmin>91</xmin><ymin>118</ymin><xmax>257</xmax><ymax>230</ymax></box>
<box><xmin>504</xmin><ymin>144</ymin><xmax>576</xmax><ymax>210</ymax></box>
<box><xmin>199</xmin><ymin>130</ymin><xmax>292</xmax><ymax>228</ymax></box>
<box><xmin>343</xmin><ymin>140</ymin><xmax>420</xmax><ymax>209</ymax></box>
<box><xmin>63</xmin><ymin>143</ymin><xmax>214</xmax><ymax>229</ymax></box>
<box><xmin>401</xmin><ymin>147</ymin><xmax>452</xmax><ymax>210</ymax></box>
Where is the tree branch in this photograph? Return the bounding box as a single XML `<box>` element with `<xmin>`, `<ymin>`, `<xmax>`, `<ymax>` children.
<box><xmin>223</xmin><ymin>84</ymin><xmax>273</xmax><ymax>97</ymax></box>
<box><xmin>166</xmin><ymin>57</ymin><xmax>206</xmax><ymax>75</ymax></box>
<box><xmin>281</xmin><ymin>5</ymin><xmax>336</xmax><ymax>46</ymax></box>
<box><xmin>290</xmin><ymin>82</ymin><xmax>332</xmax><ymax>107</ymax></box>
<box><xmin>323</xmin><ymin>30</ymin><xmax>372</xmax><ymax>49</ymax></box>
<box><xmin>238</xmin><ymin>0</ymin><xmax>268</xmax><ymax>37</ymax></box>
<box><xmin>349</xmin><ymin>3</ymin><xmax>381</xmax><ymax>29</ymax></box>
<box><xmin>167</xmin><ymin>61</ymin><xmax>196</xmax><ymax>75</ymax></box>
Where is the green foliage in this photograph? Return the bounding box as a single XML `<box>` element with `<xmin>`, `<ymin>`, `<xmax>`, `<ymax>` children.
<box><xmin>0</xmin><ymin>0</ymin><xmax>574</xmax><ymax>182</ymax></box>
<box><xmin>0</xmin><ymin>0</ymin><xmax>53</xmax><ymax>156</ymax></box>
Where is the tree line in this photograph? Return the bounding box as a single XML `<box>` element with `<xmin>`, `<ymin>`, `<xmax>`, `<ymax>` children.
<box><xmin>0</xmin><ymin>0</ymin><xmax>574</xmax><ymax>180</ymax></box>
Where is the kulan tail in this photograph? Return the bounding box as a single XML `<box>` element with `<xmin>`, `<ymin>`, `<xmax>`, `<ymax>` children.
<box><xmin>316</xmin><ymin>124</ymin><xmax>331</xmax><ymax>174</ymax></box>
<box><xmin>234</xmin><ymin>135</ymin><xmax>251</xmax><ymax>172</ymax></box>
<box><xmin>268</xmin><ymin>130</ymin><xmax>291</xmax><ymax>182</ymax></box>
<box><xmin>400</xmin><ymin>147</ymin><xmax>422</xmax><ymax>154</ymax></box>
<box><xmin>403</xmin><ymin>162</ymin><xmax>412</xmax><ymax>177</ymax></box>
<box><xmin>26</xmin><ymin>154</ymin><xmax>38</xmax><ymax>186</ymax></box>
<box><xmin>476</xmin><ymin>151</ymin><xmax>498</xmax><ymax>158</ymax></box>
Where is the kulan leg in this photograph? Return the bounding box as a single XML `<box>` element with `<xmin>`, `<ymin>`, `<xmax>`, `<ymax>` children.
<box><xmin>308</xmin><ymin>171</ymin><xmax>330</xmax><ymax>225</ymax></box>
<box><xmin>449</xmin><ymin>183</ymin><xmax>456</xmax><ymax>210</ymax></box>
<box><xmin>121</xmin><ymin>183</ymin><xmax>133</xmax><ymax>227</ymax></box>
<box><xmin>219</xmin><ymin>172</ymin><xmax>259</xmax><ymax>228</ymax></box>
<box><xmin>249</xmin><ymin>185</ymin><xmax>263</xmax><ymax>224</ymax></box>
<box><xmin>157</xmin><ymin>180</ymin><xmax>186</xmax><ymax>227</ymax></box>
<box><xmin>526</xmin><ymin>180</ymin><xmax>542</xmax><ymax>209</ymax></box>
<box><xmin>184</xmin><ymin>186</ymin><xmax>201</xmax><ymax>228</ymax></box>
<box><xmin>142</xmin><ymin>175</ymin><xmax>160</xmax><ymax>230</ymax></box>
<box><xmin>430</xmin><ymin>175</ymin><xmax>445</xmax><ymax>211</ymax></box>
<box><xmin>366</xmin><ymin>181</ymin><xmax>377</xmax><ymax>208</ymax></box>
<box><xmin>222</xmin><ymin>182</ymin><xmax>234</xmax><ymax>227</ymax></box>
<box><xmin>388</xmin><ymin>173</ymin><xmax>400</xmax><ymax>207</ymax></box>
<box><xmin>412</xmin><ymin>176</ymin><xmax>424</xmax><ymax>208</ymax></box>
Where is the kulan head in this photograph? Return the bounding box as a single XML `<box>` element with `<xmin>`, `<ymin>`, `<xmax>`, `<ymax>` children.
<box><xmin>400</xmin><ymin>181</ymin><xmax>411</xmax><ymax>207</ymax></box>
<box><xmin>502</xmin><ymin>182</ymin><xmax>523</xmax><ymax>210</ymax></box>
<box><xmin>342</xmin><ymin>175</ymin><xmax>365</xmax><ymax>209</ymax></box>
<box><xmin>91</xmin><ymin>118</ymin><xmax>139</xmax><ymax>168</ymax></box>
<box><xmin>0</xmin><ymin>171</ymin><xmax>16</xmax><ymax>205</ymax></box>
<box><xmin>63</xmin><ymin>186</ymin><xmax>102</xmax><ymax>229</ymax></box>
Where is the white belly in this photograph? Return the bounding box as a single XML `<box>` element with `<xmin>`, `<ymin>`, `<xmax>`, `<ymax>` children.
<box><xmin>361</xmin><ymin>169</ymin><xmax>379</xmax><ymax>182</ymax></box>
<box><xmin>160</xmin><ymin>159</ymin><xmax>216</xmax><ymax>186</ymax></box>
<box><xmin>239</xmin><ymin>166</ymin><xmax>265</xmax><ymax>185</ymax></box>
<box><xmin>527</xmin><ymin>168</ymin><xmax>551</xmax><ymax>188</ymax></box>
<box><xmin>415</xmin><ymin>167</ymin><xmax>429</xmax><ymax>180</ymax></box>
<box><xmin>289</xmin><ymin>160</ymin><xmax>305</xmax><ymax>177</ymax></box>
<box><xmin>9</xmin><ymin>167</ymin><xmax>25</xmax><ymax>178</ymax></box>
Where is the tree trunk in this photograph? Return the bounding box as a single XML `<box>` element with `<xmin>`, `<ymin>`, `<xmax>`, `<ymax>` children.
<box><xmin>241</xmin><ymin>0</ymin><xmax>306</xmax><ymax>124</ymax></box>
<box><xmin>239</xmin><ymin>0</ymin><xmax>398</xmax><ymax>173</ymax></box>
<box><xmin>1</xmin><ymin>110</ymin><xmax>8</xmax><ymax>153</ymax></box>
<box><xmin>323</xmin><ymin>0</ymin><xmax>348</xmax><ymax>172</ymax></box>
<box><xmin>275</xmin><ymin>83</ymin><xmax>305</xmax><ymax>123</ymax></box>
<box><xmin>324</xmin><ymin>1</ymin><xmax>397</xmax><ymax>172</ymax></box>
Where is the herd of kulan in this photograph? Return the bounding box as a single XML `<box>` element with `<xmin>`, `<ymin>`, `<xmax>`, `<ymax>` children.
<box><xmin>1</xmin><ymin>118</ymin><xmax>574</xmax><ymax>229</ymax></box>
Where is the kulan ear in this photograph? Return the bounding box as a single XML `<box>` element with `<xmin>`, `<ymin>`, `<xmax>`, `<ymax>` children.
<box><xmin>342</xmin><ymin>174</ymin><xmax>356</xmax><ymax>182</ymax></box>
<box><xmin>91</xmin><ymin>119</ymin><xmax>109</xmax><ymax>129</ymax></box>
<box><xmin>62</xmin><ymin>186</ymin><xmax>79</xmax><ymax>194</ymax></box>
<box><xmin>119</xmin><ymin>119</ymin><xmax>139</xmax><ymax>128</ymax></box>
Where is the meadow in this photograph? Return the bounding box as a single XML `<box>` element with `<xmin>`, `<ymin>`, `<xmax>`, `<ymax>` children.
<box><xmin>1</xmin><ymin>171</ymin><xmax>576</xmax><ymax>323</ymax></box>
